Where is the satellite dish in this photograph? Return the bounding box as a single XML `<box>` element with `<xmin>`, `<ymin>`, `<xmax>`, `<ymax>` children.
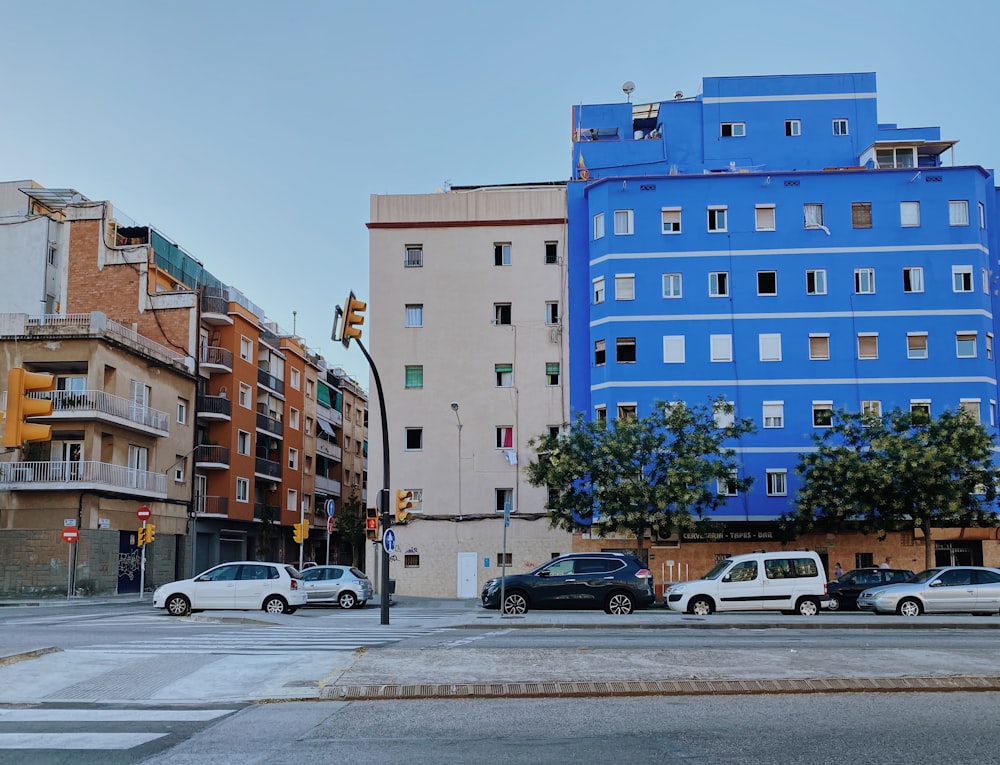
<box><xmin>622</xmin><ymin>81</ymin><xmax>635</xmax><ymax>96</ymax></box>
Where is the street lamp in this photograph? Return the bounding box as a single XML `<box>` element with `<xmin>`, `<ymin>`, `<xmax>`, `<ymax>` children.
<box><xmin>450</xmin><ymin>402</ymin><xmax>462</xmax><ymax>520</ymax></box>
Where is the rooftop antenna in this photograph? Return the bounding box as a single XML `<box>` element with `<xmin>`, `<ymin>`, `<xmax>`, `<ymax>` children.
<box><xmin>622</xmin><ymin>81</ymin><xmax>635</xmax><ymax>103</ymax></box>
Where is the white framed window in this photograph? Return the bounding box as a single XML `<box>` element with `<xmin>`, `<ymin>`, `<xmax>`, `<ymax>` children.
<box><xmin>236</xmin><ymin>477</ymin><xmax>249</xmax><ymax>503</ymax></box>
<box><xmin>980</xmin><ymin>202</ymin><xmax>987</xmax><ymax>229</ymax></box>
<box><xmin>718</xmin><ymin>471</ymin><xmax>739</xmax><ymax>497</ymax></box>
<box><xmin>173</xmin><ymin>454</ymin><xmax>185</xmax><ymax>482</ymax></box>
<box><xmin>593</xmin><ymin>277</ymin><xmax>605</xmax><ymax>304</ymax></box>
<box><xmin>862</xmin><ymin>400</ymin><xmax>882</xmax><ymax>417</ymax></box>
<box><xmin>832</xmin><ymin>119</ymin><xmax>849</xmax><ymax>135</ymax></box>
<box><xmin>288</xmin><ymin>447</ymin><xmax>299</xmax><ymax>470</ymax></box>
<box><xmin>615</xmin><ymin>274</ymin><xmax>635</xmax><ymax>301</ymax></box>
<box><xmin>755</xmin><ymin>205</ymin><xmax>775</xmax><ymax>231</ymax></box>
<box><xmin>614</xmin><ymin>209</ymin><xmax>634</xmax><ymax>235</ymax></box>
<box><xmin>812</xmin><ymin>401</ymin><xmax>834</xmax><ymax>428</ymax></box>
<box><xmin>949</xmin><ymin>200</ymin><xmax>969</xmax><ymax>226</ymax></box>
<box><xmin>960</xmin><ymin>399</ymin><xmax>981</xmax><ymax>423</ymax></box>
<box><xmin>661</xmin><ymin>207</ymin><xmax>681</xmax><ymax>234</ymax></box>
<box><xmin>806</xmin><ymin>269</ymin><xmax>827</xmax><ymax>295</ymax></box>
<box><xmin>763</xmin><ymin>401</ymin><xmax>784</xmax><ymax>429</ymax></box>
<box><xmin>984</xmin><ymin>268</ymin><xmax>991</xmax><ymax>295</ymax></box>
<box><xmin>903</xmin><ymin>267</ymin><xmax>924</xmax><ymax>293</ymax></box>
<box><xmin>785</xmin><ymin>119</ymin><xmax>801</xmax><ymax>137</ymax></box>
<box><xmin>495</xmin><ymin>488</ymin><xmax>514</xmax><ymax>514</ymax></box>
<box><xmin>545</xmin><ymin>302</ymin><xmax>560</xmax><ymax>325</ymax></box>
<box><xmin>495</xmin><ymin>426</ymin><xmax>514</xmax><ymax>449</ymax></box>
<box><xmin>766</xmin><ymin>469</ymin><xmax>787</xmax><ymax>496</ymax></box>
<box><xmin>240</xmin><ymin>336</ymin><xmax>253</xmax><ymax>363</ymax></box>
<box><xmin>494</xmin><ymin>303</ymin><xmax>511</xmax><ymax>325</ymax></box>
<box><xmin>405</xmin><ymin>245</ymin><xmax>423</xmax><ymax>267</ymax></box>
<box><xmin>804</xmin><ymin>203</ymin><xmax>824</xmax><ymax>228</ymax></box>
<box><xmin>617</xmin><ymin>403</ymin><xmax>637</xmax><ymax>420</ymax></box>
<box><xmin>907</xmin><ymin>333</ymin><xmax>928</xmax><ymax>360</ymax></box>
<box><xmin>721</xmin><ymin>122</ymin><xmax>745</xmax><ymax>137</ymax></box>
<box><xmin>952</xmin><ymin>266</ymin><xmax>973</xmax><ymax>292</ymax></box>
<box><xmin>290</xmin><ymin>368</ymin><xmax>301</xmax><ymax>390</ymax></box>
<box><xmin>663</xmin><ymin>335</ymin><xmax>685</xmax><ymax>364</ymax></box>
<box><xmin>851</xmin><ymin>202</ymin><xmax>872</xmax><ymax>229</ymax></box>
<box><xmin>991</xmin><ymin>400</ymin><xmax>996</xmax><ymax>427</ymax></box>
<box><xmin>858</xmin><ymin>333</ymin><xmax>879</xmax><ymax>360</ymax></box>
<box><xmin>305</xmin><ymin>417</ymin><xmax>313</xmax><ymax>436</ymax></box>
<box><xmin>405</xmin><ymin>427</ymin><xmax>423</xmax><ymax>451</ymax></box>
<box><xmin>594</xmin><ymin>340</ymin><xmax>606</xmax><ymax>366</ymax></box>
<box><xmin>405</xmin><ymin>365</ymin><xmax>423</xmax><ymax>389</ymax></box>
<box><xmin>707</xmin><ymin>206</ymin><xmax>728</xmax><ymax>232</ymax></box>
<box><xmin>405</xmin><ymin>304</ymin><xmax>424</xmax><ymax>327</ymax></box>
<box><xmin>757</xmin><ymin>271</ymin><xmax>777</xmax><ymax>296</ymax></box>
<box><xmin>287</xmin><ymin>489</ymin><xmax>298</xmax><ymax>513</ymax></box>
<box><xmin>545</xmin><ymin>362</ymin><xmax>560</xmax><ymax>386</ymax></box>
<box><xmin>759</xmin><ymin>333</ymin><xmax>782</xmax><ymax>362</ymax></box>
<box><xmin>709</xmin><ymin>271</ymin><xmax>729</xmax><ymax>297</ymax></box>
<box><xmin>176</xmin><ymin>398</ymin><xmax>188</xmax><ymax>425</ymax></box>
<box><xmin>495</xmin><ymin>364</ymin><xmax>513</xmax><ymax>387</ymax></box>
<box><xmin>595</xmin><ymin>405</ymin><xmax>607</xmax><ymax>422</ymax></box>
<box><xmin>713</xmin><ymin>400</ymin><xmax>735</xmax><ymax>428</ymax></box>
<box><xmin>662</xmin><ymin>273</ymin><xmax>682</xmax><ymax>298</ymax></box>
<box><xmin>545</xmin><ymin>241</ymin><xmax>559</xmax><ymax>264</ymax></box>
<box><xmin>987</xmin><ymin>333</ymin><xmax>994</xmax><ymax>360</ymax></box>
<box><xmin>956</xmin><ymin>332</ymin><xmax>977</xmax><ymax>358</ymax></box>
<box><xmin>616</xmin><ymin>337</ymin><xmax>636</xmax><ymax>363</ymax></box>
<box><xmin>494</xmin><ymin>242</ymin><xmax>511</xmax><ymax>266</ymax></box>
<box><xmin>877</xmin><ymin>147</ymin><xmax>916</xmax><ymax>168</ymax></box>
<box><xmin>289</xmin><ymin>408</ymin><xmax>300</xmax><ymax>430</ymax></box>
<box><xmin>809</xmin><ymin>334</ymin><xmax>830</xmax><ymax>360</ymax></box>
<box><xmin>710</xmin><ymin>334</ymin><xmax>733</xmax><ymax>362</ymax></box>
<box><xmin>855</xmin><ymin>268</ymin><xmax>875</xmax><ymax>294</ymax></box>
<box><xmin>237</xmin><ymin>430</ymin><xmax>250</xmax><ymax>455</ymax></box>
<box><xmin>910</xmin><ymin>399</ymin><xmax>931</xmax><ymax>422</ymax></box>
<box><xmin>900</xmin><ymin>201</ymin><xmax>920</xmax><ymax>227</ymax></box>
<box><xmin>593</xmin><ymin>212</ymin><xmax>605</xmax><ymax>239</ymax></box>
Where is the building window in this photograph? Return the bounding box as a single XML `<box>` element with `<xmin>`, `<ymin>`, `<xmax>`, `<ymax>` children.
<box><xmin>289</xmin><ymin>408</ymin><xmax>300</xmax><ymax>430</ymax></box>
<box><xmin>755</xmin><ymin>205</ymin><xmax>776</xmax><ymax>231</ymax></box>
<box><xmin>718</xmin><ymin>471</ymin><xmax>739</xmax><ymax>496</ymax></box>
<box><xmin>851</xmin><ymin>202</ymin><xmax>872</xmax><ymax>229</ymax></box>
<box><xmin>710</xmin><ymin>334</ymin><xmax>733</xmax><ymax>362</ymax></box>
<box><xmin>617</xmin><ymin>404</ymin><xmax>637</xmax><ymax>419</ymax></box>
<box><xmin>907</xmin><ymin>333</ymin><xmax>928</xmax><ymax>360</ymax></box>
<box><xmin>174</xmin><ymin>454</ymin><xmax>185</xmax><ymax>482</ymax></box>
<box><xmin>877</xmin><ymin>147</ymin><xmax>916</xmax><ymax>168</ymax></box>
<box><xmin>405</xmin><ymin>428</ymin><xmax>423</xmax><ymax>451</ymax></box>
<box><xmin>289</xmin><ymin>368</ymin><xmax>300</xmax><ymax>390</ymax></box>
<box><xmin>812</xmin><ymin>402</ymin><xmax>834</xmax><ymax>428</ymax></box>
<box><xmin>949</xmin><ymin>200</ymin><xmax>969</xmax><ymax>226</ymax></box>
<box><xmin>405</xmin><ymin>365</ymin><xmax>423</xmax><ymax>389</ymax></box>
<box><xmin>832</xmin><ymin>119</ymin><xmax>849</xmax><ymax>135</ymax></box>
<box><xmin>592</xmin><ymin>277</ymin><xmax>607</xmax><ymax>305</ymax></box>
<box><xmin>709</xmin><ymin>271</ymin><xmax>729</xmax><ymax>297</ymax></box>
<box><xmin>495</xmin><ymin>426</ymin><xmax>514</xmax><ymax>449</ymax></box>
<box><xmin>987</xmin><ymin>334</ymin><xmax>993</xmax><ymax>361</ymax></box>
<box><xmin>496</xmin><ymin>552</ymin><xmax>513</xmax><ymax>568</ymax></box>
<box><xmin>809</xmin><ymin>334</ymin><xmax>830</xmax><ymax>360</ymax></box>
<box><xmin>956</xmin><ymin>332</ymin><xmax>977</xmax><ymax>358</ymax></box>
<box><xmin>980</xmin><ymin>202</ymin><xmax>987</xmax><ymax>229</ymax></box>
<box><xmin>593</xmin><ymin>212</ymin><xmax>605</xmax><ymax>239</ymax></box>
<box><xmin>960</xmin><ymin>399</ymin><xmax>981</xmax><ymax>423</ymax></box>
<box><xmin>288</xmin><ymin>448</ymin><xmax>299</xmax><ymax>470</ymax></box>
<box><xmin>494</xmin><ymin>243</ymin><xmax>511</xmax><ymax>266</ymax></box>
<box><xmin>991</xmin><ymin>401</ymin><xmax>997</xmax><ymax>427</ymax></box>
<box><xmin>762</xmin><ymin>401</ymin><xmax>784</xmax><ymax>429</ymax></box>
<box><xmin>759</xmin><ymin>333</ymin><xmax>782</xmax><ymax>362</ymax></box>
<box><xmin>616</xmin><ymin>337</ymin><xmax>636</xmax><ymax>364</ymax></box>
<box><xmin>405</xmin><ymin>304</ymin><xmax>423</xmax><ymax>327</ymax></box>
<box><xmin>287</xmin><ymin>489</ymin><xmax>298</xmax><ymax>513</ymax></box>
<box><xmin>766</xmin><ymin>470</ymin><xmax>788</xmax><ymax>496</ymax></box>
<box><xmin>910</xmin><ymin>400</ymin><xmax>931</xmax><ymax>423</ymax></box>
<box><xmin>855</xmin><ymin>268</ymin><xmax>875</xmax><ymax>294</ymax></box>
<box><xmin>545</xmin><ymin>362</ymin><xmax>560</xmax><ymax>386</ymax></box>
<box><xmin>545</xmin><ymin>302</ymin><xmax>560</xmax><ymax>325</ymax></box>
<box><xmin>707</xmin><ymin>206</ymin><xmax>728</xmax><ymax>232</ymax></box>
<box><xmin>984</xmin><ymin>268</ymin><xmax>991</xmax><ymax>294</ymax></box>
<box><xmin>405</xmin><ymin>245</ymin><xmax>423</xmax><ymax>267</ymax></box>
<box><xmin>238</xmin><ymin>383</ymin><xmax>251</xmax><ymax>409</ymax></box>
<box><xmin>494</xmin><ymin>303</ymin><xmax>511</xmax><ymax>325</ymax></box>
<box><xmin>713</xmin><ymin>401</ymin><xmax>735</xmax><ymax>428</ymax></box>
<box><xmin>237</xmin><ymin>430</ymin><xmax>250</xmax><ymax>456</ymax></box>
<box><xmin>903</xmin><ymin>267</ymin><xmax>924</xmax><ymax>293</ymax></box>
<box><xmin>495</xmin><ymin>364</ymin><xmax>513</xmax><ymax>387</ymax></box>
<box><xmin>545</xmin><ymin>241</ymin><xmax>559</xmax><ymax>264</ymax></box>
<box><xmin>594</xmin><ymin>339</ymin><xmax>606</xmax><ymax>366</ymax></box>
<box><xmin>952</xmin><ymin>266</ymin><xmax>973</xmax><ymax>292</ymax></box>
<box><xmin>721</xmin><ymin>122</ymin><xmax>745</xmax><ymax>137</ymax></box>
<box><xmin>663</xmin><ymin>336</ymin><xmax>685</xmax><ymax>364</ymax></box>
<box><xmin>240</xmin><ymin>336</ymin><xmax>253</xmax><ymax>363</ymax></box>
<box><xmin>615</xmin><ymin>274</ymin><xmax>635</xmax><ymax>300</ymax></box>
<box><xmin>862</xmin><ymin>400</ymin><xmax>882</xmax><ymax>417</ymax></box>
<box><xmin>236</xmin><ymin>477</ymin><xmax>249</xmax><ymax>503</ymax></box>
<box><xmin>662</xmin><ymin>273</ymin><xmax>682</xmax><ymax>298</ymax></box>
<box><xmin>804</xmin><ymin>204</ymin><xmax>824</xmax><ymax>228</ymax></box>
<box><xmin>858</xmin><ymin>333</ymin><xmax>879</xmax><ymax>360</ymax></box>
<box><xmin>662</xmin><ymin>207</ymin><xmax>681</xmax><ymax>234</ymax></box>
<box><xmin>595</xmin><ymin>405</ymin><xmax>607</xmax><ymax>422</ymax></box>
<box><xmin>757</xmin><ymin>271</ymin><xmax>777</xmax><ymax>296</ymax></box>
<box><xmin>900</xmin><ymin>201</ymin><xmax>920</xmax><ymax>227</ymax></box>
<box><xmin>806</xmin><ymin>269</ymin><xmax>827</xmax><ymax>295</ymax></box>
<box><xmin>404</xmin><ymin>554</ymin><xmax>420</xmax><ymax>568</ymax></box>
<box><xmin>305</xmin><ymin>417</ymin><xmax>313</xmax><ymax>436</ymax></box>
<box><xmin>495</xmin><ymin>488</ymin><xmax>513</xmax><ymax>513</ymax></box>
<box><xmin>614</xmin><ymin>209</ymin><xmax>634</xmax><ymax>235</ymax></box>
<box><xmin>177</xmin><ymin>398</ymin><xmax>188</xmax><ymax>425</ymax></box>
<box><xmin>306</xmin><ymin>379</ymin><xmax>313</xmax><ymax>399</ymax></box>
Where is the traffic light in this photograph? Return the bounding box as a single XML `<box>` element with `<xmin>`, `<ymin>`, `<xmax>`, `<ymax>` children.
<box><xmin>137</xmin><ymin>526</ymin><xmax>147</xmax><ymax>547</ymax></box>
<box><xmin>340</xmin><ymin>291</ymin><xmax>367</xmax><ymax>348</ymax></box>
<box><xmin>145</xmin><ymin>523</ymin><xmax>155</xmax><ymax>544</ymax></box>
<box><xmin>293</xmin><ymin>520</ymin><xmax>309</xmax><ymax>544</ymax></box>
<box><xmin>395</xmin><ymin>490</ymin><xmax>413</xmax><ymax>524</ymax></box>
<box><xmin>365</xmin><ymin>507</ymin><xmax>379</xmax><ymax>541</ymax></box>
<box><xmin>3</xmin><ymin>368</ymin><xmax>54</xmax><ymax>447</ymax></box>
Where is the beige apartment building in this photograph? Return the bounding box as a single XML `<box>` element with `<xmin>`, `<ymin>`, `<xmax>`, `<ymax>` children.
<box><xmin>367</xmin><ymin>184</ymin><xmax>572</xmax><ymax>599</ymax></box>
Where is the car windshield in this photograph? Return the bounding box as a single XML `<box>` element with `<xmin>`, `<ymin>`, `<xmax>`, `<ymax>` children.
<box><xmin>702</xmin><ymin>559</ymin><xmax>734</xmax><ymax>580</ymax></box>
<box><xmin>349</xmin><ymin>567</ymin><xmax>368</xmax><ymax>579</ymax></box>
<box><xmin>283</xmin><ymin>565</ymin><xmax>304</xmax><ymax>579</ymax></box>
<box><xmin>909</xmin><ymin>568</ymin><xmax>945</xmax><ymax>584</ymax></box>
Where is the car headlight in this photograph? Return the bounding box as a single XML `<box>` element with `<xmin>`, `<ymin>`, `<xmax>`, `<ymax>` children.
<box><xmin>867</xmin><ymin>590</ymin><xmax>887</xmax><ymax>600</ymax></box>
<box><xmin>484</xmin><ymin>579</ymin><xmax>499</xmax><ymax>593</ymax></box>
<box><xmin>669</xmin><ymin>583</ymin><xmax>687</xmax><ymax>594</ymax></box>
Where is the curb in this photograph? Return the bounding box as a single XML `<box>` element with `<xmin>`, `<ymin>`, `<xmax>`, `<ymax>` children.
<box><xmin>0</xmin><ymin>647</ymin><xmax>61</xmax><ymax>668</ymax></box>
<box><xmin>454</xmin><ymin>618</ymin><xmax>1000</xmax><ymax>630</ymax></box>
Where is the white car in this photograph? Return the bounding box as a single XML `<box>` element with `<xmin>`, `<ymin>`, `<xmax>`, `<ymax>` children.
<box><xmin>153</xmin><ymin>561</ymin><xmax>307</xmax><ymax>616</ymax></box>
<box><xmin>300</xmin><ymin>565</ymin><xmax>373</xmax><ymax>608</ymax></box>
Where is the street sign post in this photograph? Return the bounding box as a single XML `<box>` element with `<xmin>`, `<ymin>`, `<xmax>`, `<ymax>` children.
<box><xmin>382</xmin><ymin>528</ymin><xmax>396</xmax><ymax>555</ymax></box>
<box><xmin>61</xmin><ymin>527</ymin><xmax>78</xmax><ymax>602</ymax></box>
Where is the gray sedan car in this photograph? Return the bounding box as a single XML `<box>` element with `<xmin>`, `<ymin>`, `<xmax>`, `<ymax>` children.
<box><xmin>856</xmin><ymin>566</ymin><xmax>1000</xmax><ymax>616</ymax></box>
<box><xmin>300</xmin><ymin>565</ymin><xmax>373</xmax><ymax>608</ymax></box>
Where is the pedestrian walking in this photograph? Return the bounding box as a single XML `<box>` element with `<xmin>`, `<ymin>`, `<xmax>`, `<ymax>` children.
<box><xmin>880</xmin><ymin>557</ymin><xmax>892</xmax><ymax>569</ymax></box>
<box><xmin>834</xmin><ymin>562</ymin><xmax>844</xmax><ymax>578</ymax></box>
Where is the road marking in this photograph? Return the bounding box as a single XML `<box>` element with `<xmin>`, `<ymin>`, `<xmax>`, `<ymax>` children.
<box><xmin>0</xmin><ymin>732</ymin><xmax>165</xmax><ymax>749</ymax></box>
<box><xmin>0</xmin><ymin>709</ymin><xmax>234</xmax><ymax>721</ymax></box>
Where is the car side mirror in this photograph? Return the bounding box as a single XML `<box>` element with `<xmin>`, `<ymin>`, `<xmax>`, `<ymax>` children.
<box><xmin>538</xmin><ymin>571</ymin><xmax>550</xmax><ymax>578</ymax></box>
<box><xmin>929</xmin><ymin>580</ymin><xmax>942</xmax><ymax>587</ymax></box>
<box><xmin>722</xmin><ymin>574</ymin><xmax>732</xmax><ymax>583</ymax></box>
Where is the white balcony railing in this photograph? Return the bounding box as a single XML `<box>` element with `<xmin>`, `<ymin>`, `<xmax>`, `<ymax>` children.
<box><xmin>0</xmin><ymin>461</ymin><xmax>167</xmax><ymax>495</ymax></box>
<box><xmin>44</xmin><ymin>390</ymin><xmax>170</xmax><ymax>433</ymax></box>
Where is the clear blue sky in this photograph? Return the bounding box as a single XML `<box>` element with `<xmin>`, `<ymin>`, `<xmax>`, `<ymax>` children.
<box><xmin>3</xmin><ymin>0</ymin><xmax>997</xmax><ymax>384</ymax></box>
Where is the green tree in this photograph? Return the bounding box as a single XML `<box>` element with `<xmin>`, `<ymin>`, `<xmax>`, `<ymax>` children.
<box><xmin>791</xmin><ymin>407</ymin><xmax>1000</xmax><ymax>568</ymax></box>
<box><xmin>336</xmin><ymin>491</ymin><xmax>367</xmax><ymax>567</ymax></box>
<box><xmin>527</xmin><ymin>397</ymin><xmax>755</xmax><ymax>561</ymax></box>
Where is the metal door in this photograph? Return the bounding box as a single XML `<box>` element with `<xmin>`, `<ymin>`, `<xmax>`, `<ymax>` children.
<box><xmin>456</xmin><ymin>552</ymin><xmax>478</xmax><ymax>598</ymax></box>
<box><xmin>117</xmin><ymin>529</ymin><xmax>142</xmax><ymax>594</ymax></box>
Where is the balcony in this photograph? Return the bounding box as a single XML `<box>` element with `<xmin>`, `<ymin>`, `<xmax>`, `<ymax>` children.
<box><xmin>196</xmin><ymin>495</ymin><xmax>229</xmax><ymax>516</ymax></box>
<box><xmin>195</xmin><ymin>444</ymin><xmax>230</xmax><ymax>469</ymax></box>
<box><xmin>0</xmin><ymin>461</ymin><xmax>166</xmax><ymax>497</ymax></box>
<box><xmin>200</xmin><ymin>289</ymin><xmax>233</xmax><ymax>326</ymax></box>
<box><xmin>199</xmin><ymin>346</ymin><xmax>233</xmax><ymax>374</ymax></box>
<box><xmin>314</xmin><ymin>475</ymin><xmax>341</xmax><ymax>496</ymax></box>
<box><xmin>317</xmin><ymin>403</ymin><xmax>343</xmax><ymax>428</ymax></box>
<box><xmin>257</xmin><ymin>368</ymin><xmax>285</xmax><ymax>396</ymax></box>
<box><xmin>41</xmin><ymin>390</ymin><xmax>169</xmax><ymax>437</ymax></box>
<box><xmin>316</xmin><ymin>439</ymin><xmax>342</xmax><ymax>461</ymax></box>
<box><xmin>254</xmin><ymin>457</ymin><xmax>281</xmax><ymax>480</ymax></box>
<box><xmin>196</xmin><ymin>394</ymin><xmax>232</xmax><ymax>421</ymax></box>
<box><xmin>253</xmin><ymin>503</ymin><xmax>278</xmax><ymax>521</ymax></box>
<box><xmin>256</xmin><ymin>412</ymin><xmax>283</xmax><ymax>437</ymax></box>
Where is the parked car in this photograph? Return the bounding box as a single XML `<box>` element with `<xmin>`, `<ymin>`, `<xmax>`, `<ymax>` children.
<box><xmin>665</xmin><ymin>550</ymin><xmax>828</xmax><ymax>616</ymax></box>
<box><xmin>481</xmin><ymin>552</ymin><xmax>655</xmax><ymax>615</ymax></box>
<box><xmin>300</xmin><ymin>565</ymin><xmax>373</xmax><ymax>608</ymax></box>
<box><xmin>857</xmin><ymin>566</ymin><xmax>1000</xmax><ymax>615</ymax></box>
<box><xmin>826</xmin><ymin>567</ymin><xmax>914</xmax><ymax>611</ymax></box>
<box><xmin>153</xmin><ymin>561</ymin><xmax>307</xmax><ymax>616</ymax></box>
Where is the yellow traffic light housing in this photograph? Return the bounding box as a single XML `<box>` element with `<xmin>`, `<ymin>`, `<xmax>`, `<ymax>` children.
<box><xmin>137</xmin><ymin>526</ymin><xmax>147</xmax><ymax>547</ymax></box>
<box><xmin>293</xmin><ymin>521</ymin><xmax>309</xmax><ymax>544</ymax></box>
<box><xmin>340</xmin><ymin>291</ymin><xmax>367</xmax><ymax>348</ymax></box>
<box><xmin>395</xmin><ymin>490</ymin><xmax>413</xmax><ymax>524</ymax></box>
<box><xmin>365</xmin><ymin>507</ymin><xmax>379</xmax><ymax>540</ymax></box>
<box><xmin>3</xmin><ymin>368</ymin><xmax>54</xmax><ymax>447</ymax></box>
<box><xmin>145</xmin><ymin>523</ymin><xmax>155</xmax><ymax>544</ymax></box>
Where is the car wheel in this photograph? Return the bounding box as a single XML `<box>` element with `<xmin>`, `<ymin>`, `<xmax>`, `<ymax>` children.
<box><xmin>338</xmin><ymin>591</ymin><xmax>358</xmax><ymax>609</ymax></box>
<box><xmin>897</xmin><ymin>598</ymin><xmax>922</xmax><ymax>617</ymax></box>
<box><xmin>689</xmin><ymin>596</ymin><xmax>714</xmax><ymax>616</ymax></box>
<box><xmin>263</xmin><ymin>596</ymin><xmax>288</xmax><ymax>614</ymax></box>
<box><xmin>165</xmin><ymin>594</ymin><xmax>191</xmax><ymax>617</ymax></box>
<box><xmin>796</xmin><ymin>597</ymin><xmax>820</xmax><ymax>616</ymax></box>
<box><xmin>605</xmin><ymin>591</ymin><xmax>635</xmax><ymax>615</ymax></box>
<box><xmin>826</xmin><ymin>595</ymin><xmax>841</xmax><ymax>612</ymax></box>
<box><xmin>502</xmin><ymin>591</ymin><xmax>529</xmax><ymax>614</ymax></box>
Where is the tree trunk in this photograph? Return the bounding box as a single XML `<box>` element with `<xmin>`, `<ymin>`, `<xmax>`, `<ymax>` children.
<box><xmin>922</xmin><ymin>521</ymin><xmax>934</xmax><ymax>570</ymax></box>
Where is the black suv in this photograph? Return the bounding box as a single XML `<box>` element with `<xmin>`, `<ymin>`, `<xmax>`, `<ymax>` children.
<box><xmin>827</xmin><ymin>567</ymin><xmax>914</xmax><ymax>610</ymax></box>
<box><xmin>480</xmin><ymin>552</ymin><xmax>655</xmax><ymax>615</ymax></box>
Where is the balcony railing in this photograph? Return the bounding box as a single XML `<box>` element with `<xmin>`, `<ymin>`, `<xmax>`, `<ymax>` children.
<box><xmin>253</xmin><ymin>503</ymin><xmax>278</xmax><ymax>521</ymax></box>
<box><xmin>40</xmin><ymin>390</ymin><xmax>169</xmax><ymax>435</ymax></box>
<box><xmin>317</xmin><ymin>403</ymin><xmax>343</xmax><ymax>428</ymax></box>
<box><xmin>256</xmin><ymin>412</ymin><xmax>283</xmax><ymax>437</ymax></box>
<box><xmin>255</xmin><ymin>457</ymin><xmax>281</xmax><ymax>479</ymax></box>
<box><xmin>316</xmin><ymin>439</ymin><xmax>342</xmax><ymax>461</ymax></box>
<box><xmin>196</xmin><ymin>394</ymin><xmax>232</xmax><ymax>419</ymax></box>
<box><xmin>199</xmin><ymin>345</ymin><xmax>233</xmax><ymax>371</ymax></box>
<box><xmin>201</xmin><ymin>293</ymin><xmax>229</xmax><ymax>316</ymax></box>
<box><xmin>196</xmin><ymin>495</ymin><xmax>229</xmax><ymax>515</ymax></box>
<box><xmin>257</xmin><ymin>368</ymin><xmax>285</xmax><ymax>396</ymax></box>
<box><xmin>314</xmin><ymin>475</ymin><xmax>341</xmax><ymax>496</ymax></box>
<box><xmin>195</xmin><ymin>444</ymin><xmax>230</xmax><ymax>467</ymax></box>
<box><xmin>0</xmin><ymin>460</ymin><xmax>166</xmax><ymax>495</ymax></box>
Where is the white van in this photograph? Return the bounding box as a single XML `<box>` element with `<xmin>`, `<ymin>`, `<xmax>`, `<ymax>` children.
<box><xmin>665</xmin><ymin>550</ymin><xmax>828</xmax><ymax>616</ymax></box>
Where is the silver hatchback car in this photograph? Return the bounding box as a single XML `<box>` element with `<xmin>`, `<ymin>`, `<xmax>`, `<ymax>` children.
<box><xmin>300</xmin><ymin>565</ymin><xmax>373</xmax><ymax>609</ymax></box>
<box><xmin>856</xmin><ymin>566</ymin><xmax>1000</xmax><ymax>616</ymax></box>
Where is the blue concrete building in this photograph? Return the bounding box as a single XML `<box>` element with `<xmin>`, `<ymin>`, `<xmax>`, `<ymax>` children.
<box><xmin>568</xmin><ymin>72</ymin><xmax>999</xmax><ymax>523</ymax></box>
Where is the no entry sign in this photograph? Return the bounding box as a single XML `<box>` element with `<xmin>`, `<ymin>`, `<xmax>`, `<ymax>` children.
<box><xmin>61</xmin><ymin>528</ymin><xmax>79</xmax><ymax>543</ymax></box>
<box><xmin>136</xmin><ymin>506</ymin><xmax>151</xmax><ymax>521</ymax></box>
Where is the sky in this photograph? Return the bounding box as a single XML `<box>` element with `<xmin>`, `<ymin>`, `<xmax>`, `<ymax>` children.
<box><xmin>2</xmin><ymin>0</ymin><xmax>998</xmax><ymax>385</ymax></box>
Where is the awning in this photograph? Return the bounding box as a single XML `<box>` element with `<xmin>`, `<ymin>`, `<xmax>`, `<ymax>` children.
<box><xmin>317</xmin><ymin>419</ymin><xmax>335</xmax><ymax>436</ymax></box>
